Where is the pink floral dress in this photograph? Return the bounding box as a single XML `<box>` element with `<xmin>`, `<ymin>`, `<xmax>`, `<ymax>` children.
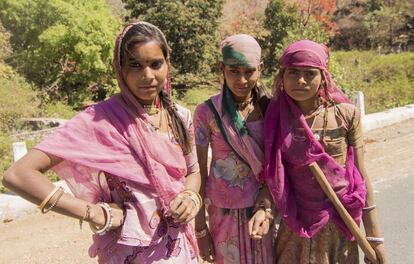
<box><xmin>194</xmin><ymin>102</ymin><xmax>274</xmax><ymax>264</ymax></box>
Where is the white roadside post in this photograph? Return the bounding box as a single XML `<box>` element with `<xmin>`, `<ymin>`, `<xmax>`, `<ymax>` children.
<box><xmin>352</xmin><ymin>91</ymin><xmax>365</xmax><ymax>117</ymax></box>
<box><xmin>12</xmin><ymin>141</ymin><xmax>28</xmax><ymax>162</ymax></box>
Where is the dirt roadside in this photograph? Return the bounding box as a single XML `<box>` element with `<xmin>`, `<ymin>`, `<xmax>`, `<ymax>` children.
<box><xmin>1</xmin><ymin>118</ymin><xmax>413</xmax><ymax>264</ymax></box>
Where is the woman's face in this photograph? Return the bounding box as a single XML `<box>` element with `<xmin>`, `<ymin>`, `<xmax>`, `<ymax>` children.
<box><xmin>122</xmin><ymin>41</ymin><xmax>169</xmax><ymax>104</ymax></box>
<box><xmin>222</xmin><ymin>64</ymin><xmax>260</xmax><ymax>100</ymax></box>
<box><xmin>283</xmin><ymin>67</ymin><xmax>322</xmax><ymax>102</ymax></box>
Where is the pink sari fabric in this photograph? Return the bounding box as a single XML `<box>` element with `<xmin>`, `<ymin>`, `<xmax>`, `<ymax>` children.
<box><xmin>194</xmin><ymin>94</ymin><xmax>264</xmax><ymax>208</ymax></box>
<box><xmin>36</xmin><ymin>22</ymin><xmax>198</xmax><ymax>262</ymax></box>
<box><xmin>263</xmin><ymin>40</ymin><xmax>366</xmax><ymax>240</ymax></box>
<box><xmin>210</xmin><ymin>93</ymin><xmax>264</xmax><ymax>178</ymax></box>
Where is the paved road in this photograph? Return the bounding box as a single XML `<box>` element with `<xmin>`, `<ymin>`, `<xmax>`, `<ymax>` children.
<box><xmin>358</xmin><ymin>118</ymin><xmax>414</xmax><ymax>263</ymax></box>
<box><xmin>371</xmin><ymin>171</ymin><xmax>414</xmax><ymax>263</ymax></box>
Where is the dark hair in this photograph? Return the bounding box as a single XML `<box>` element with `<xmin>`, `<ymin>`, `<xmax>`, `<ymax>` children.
<box><xmin>120</xmin><ymin>23</ymin><xmax>192</xmax><ymax>155</ymax></box>
<box><xmin>253</xmin><ymin>80</ymin><xmax>270</xmax><ymax>114</ymax></box>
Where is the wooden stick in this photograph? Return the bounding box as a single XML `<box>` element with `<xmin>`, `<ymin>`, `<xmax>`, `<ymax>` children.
<box><xmin>309</xmin><ymin>162</ymin><xmax>377</xmax><ymax>263</ymax></box>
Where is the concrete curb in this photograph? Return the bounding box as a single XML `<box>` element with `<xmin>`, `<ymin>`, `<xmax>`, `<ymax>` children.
<box><xmin>1</xmin><ymin>103</ymin><xmax>414</xmax><ymax>221</ymax></box>
<box><xmin>362</xmin><ymin>104</ymin><xmax>414</xmax><ymax>133</ymax></box>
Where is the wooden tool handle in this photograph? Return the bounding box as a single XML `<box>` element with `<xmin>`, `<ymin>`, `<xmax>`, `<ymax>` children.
<box><xmin>309</xmin><ymin>162</ymin><xmax>377</xmax><ymax>263</ymax></box>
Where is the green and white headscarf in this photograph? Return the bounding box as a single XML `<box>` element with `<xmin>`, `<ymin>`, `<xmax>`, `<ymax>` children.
<box><xmin>221</xmin><ymin>34</ymin><xmax>261</xmax><ymax>68</ymax></box>
<box><xmin>220</xmin><ymin>34</ymin><xmax>262</xmax><ymax>136</ymax></box>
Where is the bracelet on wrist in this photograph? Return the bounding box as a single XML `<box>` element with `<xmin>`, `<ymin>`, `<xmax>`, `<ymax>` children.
<box><xmin>89</xmin><ymin>202</ymin><xmax>113</xmax><ymax>236</ymax></box>
<box><xmin>363</xmin><ymin>204</ymin><xmax>376</xmax><ymax>211</ymax></box>
<box><xmin>366</xmin><ymin>236</ymin><xmax>384</xmax><ymax>244</ymax></box>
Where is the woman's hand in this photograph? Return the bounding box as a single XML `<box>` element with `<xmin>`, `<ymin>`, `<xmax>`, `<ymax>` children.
<box><xmin>168</xmin><ymin>192</ymin><xmax>199</xmax><ymax>224</ymax></box>
<box><xmin>197</xmin><ymin>227</ymin><xmax>215</xmax><ymax>263</ymax></box>
<box><xmin>248</xmin><ymin>209</ymin><xmax>272</xmax><ymax>240</ymax></box>
<box><xmin>364</xmin><ymin>243</ymin><xmax>386</xmax><ymax>264</ymax></box>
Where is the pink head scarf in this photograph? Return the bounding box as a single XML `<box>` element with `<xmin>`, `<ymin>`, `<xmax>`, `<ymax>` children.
<box><xmin>275</xmin><ymin>39</ymin><xmax>350</xmax><ymax>104</ymax></box>
<box><xmin>263</xmin><ymin>40</ymin><xmax>366</xmax><ymax>239</ymax></box>
<box><xmin>36</xmin><ymin>22</ymin><xmax>198</xmax><ymax>258</ymax></box>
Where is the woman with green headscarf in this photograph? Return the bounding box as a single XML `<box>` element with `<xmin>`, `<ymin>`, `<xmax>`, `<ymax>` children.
<box><xmin>193</xmin><ymin>34</ymin><xmax>275</xmax><ymax>263</ymax></box>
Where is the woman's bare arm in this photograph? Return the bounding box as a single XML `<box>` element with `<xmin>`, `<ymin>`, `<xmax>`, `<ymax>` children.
<box><xmin>3</xmin><ymin>149</ymin><xmax>123</xmax><ymax>228</ymax></box>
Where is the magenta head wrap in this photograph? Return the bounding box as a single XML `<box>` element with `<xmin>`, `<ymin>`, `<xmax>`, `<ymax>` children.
<box><xmin>221</xmin><ymin>34</ymin><xmax>261</xmax><ymax>68</ymax></box>
<box><xmin>276</xmin><ymin>40</ymin><xmax>349</xmax><ymax>104</ymax></box>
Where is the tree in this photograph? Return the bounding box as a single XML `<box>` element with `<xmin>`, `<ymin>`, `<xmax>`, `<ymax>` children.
<box><xmin>0</xmin><ymin>21</ymin><xmax>12</xmax><ymax>77</ymax></box>
<box><xmin>0</xmin><ymin>0</ymin><xmax>121</xmax><ymax>106</ymax></box>
<box><xmin>364</xmin><ymin>0</ymin><xmax>409</xmax><ymax>51</ymax></box>
<box><xmin>262</xmin><ymin>0</ymin><xmax>331</xmax><ymax>73</ymax></box>
<box><xmin>218</xmin><ymin>0</ymin><xmax>268</xmax><ymax>38</ymax></box>
<box><xmin>261</xmin><ymin>0</ymin><xmax>297</xmax><ymax>73</ymax></box>
<box><xmin>288</xmin><ymin>0</ymin><xmax>337</xmax><ymax>36</ymax></box>
<box><xmin>123</xmin><ymin>0</ymin><xmax>224</xmax><ymax>89</ymax></box>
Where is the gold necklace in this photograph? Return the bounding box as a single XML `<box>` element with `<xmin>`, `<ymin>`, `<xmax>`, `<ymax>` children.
<box><xmin>142</xmin><ymin>104</ymin><xmax>159</xmax><ymax>115</ymax></box>
<box><xmin>234</xmin><ymin>96</ymin><xmax>253</xmax><ymax>111</ymax></box>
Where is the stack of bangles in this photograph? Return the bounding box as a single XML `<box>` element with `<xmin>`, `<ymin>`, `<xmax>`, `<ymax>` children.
<box><xmin>38</xmin><ymin>186</ymin><xmax>65</xmax><ymax>214</ymax></box>
<box><xmin>180</xmin><ymin>189</ymin><xmax>203</xmax><ymax>214</ymax></box>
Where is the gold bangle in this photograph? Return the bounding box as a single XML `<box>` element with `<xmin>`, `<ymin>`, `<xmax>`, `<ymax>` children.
<box><xmin>41</xmin><ymin>187</ymin><xmax>64</xmax><ymax>214</ymax></box>
<box><xmin>38</xmin><ymin>186</ymin><xmax>62</xmax><ymax>211</ymax></box>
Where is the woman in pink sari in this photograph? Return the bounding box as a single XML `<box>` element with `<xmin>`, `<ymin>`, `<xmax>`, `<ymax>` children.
<box><xmin>262</xmin><ymin>40</ymin><xmax>386</xmax><ymax>263</ymax></box>
<box><xmin>3</xmin><ymin>22</ymin><xmax>201</xmax><ymax>263</ymax></box>
<box><xmin>194</xmin><ymin>34</ymin><xmax>275</xmax><ymax>264</ymax></box>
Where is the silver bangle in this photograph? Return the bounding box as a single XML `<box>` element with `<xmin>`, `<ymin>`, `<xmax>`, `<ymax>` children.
<box><xmin>89</xmin><ymin>202</ymin><xmax>113</xmax><ymax>236</ymax></box>
<box><xmin>366</xmin><ymin>236</ymin><xmax>384</xmax><ymax>244</ymax></box>
<box><xmin>363</xmin><ymin>204</ymin><xmax>376</xmax><ymax>211</ymax></box>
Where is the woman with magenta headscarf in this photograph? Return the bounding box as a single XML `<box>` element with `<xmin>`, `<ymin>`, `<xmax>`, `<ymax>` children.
<box><xmin>193</xmin><ymin>34</ymin><xmax>275</xmax><ymax>263</ymax></box>
<box><xmin>3</xmin><ymin>22</ymin><xmax>202</xmax><ymax>263</ymax></box>
<box><xmin>262</xmin><ymin>40</ymin><xmax>386</xmax><ymax>263</ymax></box>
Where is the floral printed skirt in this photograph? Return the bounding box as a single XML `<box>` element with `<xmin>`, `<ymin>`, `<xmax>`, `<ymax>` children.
<box><xmin>207</xmin><ymin>205</ymin><xmax>275</xmax><ymax>264</ymax></box>
<box><xmin>275</xmin><ymin>221</ymin><xmax>358</xmax><ymax>264</ymax></box>
<box><xmin>93</xmin><ymin>221</ymin><xmax>197</xmax><ymax>264</ymax></box>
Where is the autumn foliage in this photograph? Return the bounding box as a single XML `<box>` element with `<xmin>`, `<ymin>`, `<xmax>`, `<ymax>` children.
<box><xmin>287</xmin><ymin>0</ymin><xmax>337</xmax><ymax>35</ymax></box>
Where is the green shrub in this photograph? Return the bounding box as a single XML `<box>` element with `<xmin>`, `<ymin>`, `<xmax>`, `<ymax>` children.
<box><xmin>0</xmin><ymin>134</ymin><xmax>13</xmax><ymax>193</ymax></box>
<box><xmin>330</xmin><ymin>51</ymin><xmax>414</xmax><ymax>113</ymax></box>
<box><xmin>42</xmin><ymin>101</ymin><xmax>77</xmax><ymax>119</ymax></box>
<box><xmin>173</xmin><ymin>86</ymin><xmax>220</xmax><ymax>112</ymax></box>
<box><xmin>0</xmin><ymin>74</ymin><xmax>41</xmax><ymax>132</ymax></box>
